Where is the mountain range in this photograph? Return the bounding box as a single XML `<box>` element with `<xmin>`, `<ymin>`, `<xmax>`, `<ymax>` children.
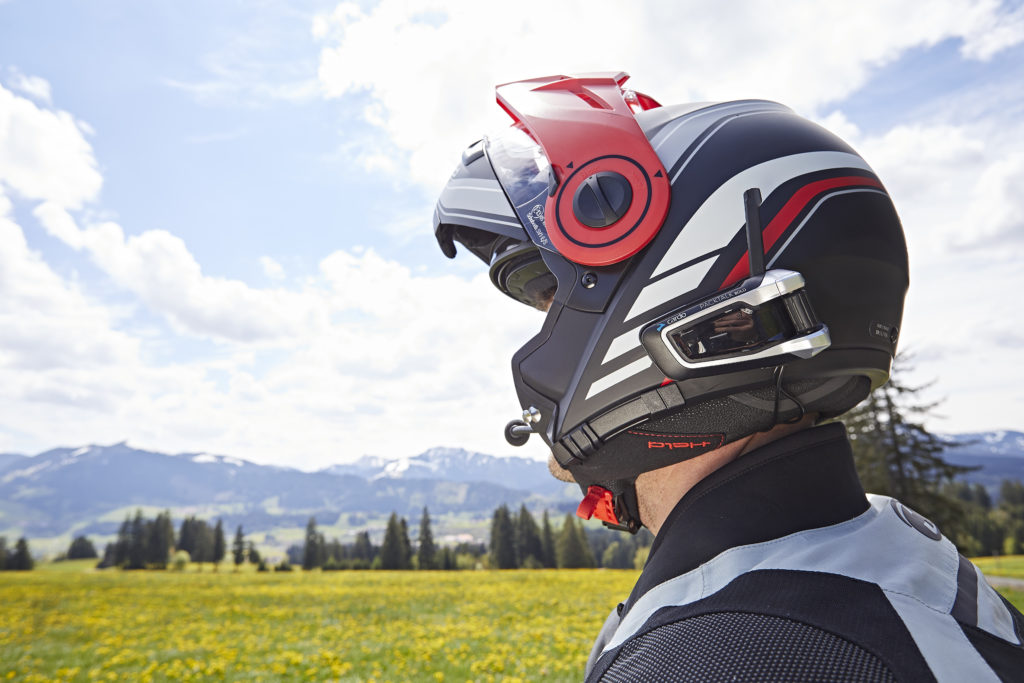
<box><xmin>1</xmin><ymin>430</ymin><xmax>1021</xmax><ymax>556</ymax></box>
<box><xmin>941</xmin><ymin>430</ymin><xmax>1024</xmax><ymax>494</ymax></box>
<box><xmin>0</xmin><ymin>443</ymin><xmax>576</xmax><ymax>549</ymax></box>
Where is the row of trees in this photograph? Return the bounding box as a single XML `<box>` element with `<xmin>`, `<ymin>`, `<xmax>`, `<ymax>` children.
<box><xmin>290</xmin><ymin>510</ymin><xmax>475</xmax><ymax>571</ymax></box>
<box><xmin>96</xmin><ymin>510</ymin><xmax>228</xmax><ymax>570</ymax></box>
<box><xmin>0</xmin><ymin>536</ymin><xmax>34</xmax><ymax>570</ymax></box>
<box><xmin>949</xmin><ymin>480</ymin><xmax>1024</xmax><ymax>557</ymax></box>
<box><xmin>289</xmin><ymin>505</ymin><xmax>653</xmax><ymax>572</ymax></box>
<box><xmin>843</xmin><ymin>357</ymin><xmax>1024</xmax><ymax>556</ymax></box>
<box><xmin>489</xmin><ymin>504</ymin><xmax>652</xmax><ymax>570</ymax></box>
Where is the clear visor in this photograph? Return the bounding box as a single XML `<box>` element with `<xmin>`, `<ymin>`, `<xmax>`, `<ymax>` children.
<box><xmin>484</xmin><ymin>126</ymin><xmax>555</xmax><ymax>252</ymax></box>
<box><xmin>485</xmin><ymin>125</ymin><xmax>560</xmax><ymax>310</ymax></box>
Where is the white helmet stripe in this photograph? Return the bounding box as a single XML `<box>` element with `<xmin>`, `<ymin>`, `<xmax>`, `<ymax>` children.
<box><xmin>650</xmin><ymin>102</ymin><xmax>788</xmax><ymax>154</ymax></box>
<box><xmin>602</xmin><ymin>324</ymin><xmax>647</xmax><ymax>365</ymax></box>
<box><xmin>627</xmin><ymin>255</ymin><xmax>716</xmax><ymax>322</ymax></box>
<box><xmin>586</xmin><ymin>357</ymin><xmax>653</xmax><ymax>401</ymax></box>
<box><xmin>437</xmin><ymin>178</ymin><xmax>517</xmax><ymax>218</ymax></box>
<box><xmin>652</xmin><ymin>151</ymin><xmax>873</xmax><ymax>278</ymax></box>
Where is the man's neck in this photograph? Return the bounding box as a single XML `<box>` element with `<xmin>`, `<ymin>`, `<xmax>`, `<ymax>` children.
<box><xmin>636</xmin><ymin>414</ymin><xmax>820</xmax><ymax>536</ymax></box>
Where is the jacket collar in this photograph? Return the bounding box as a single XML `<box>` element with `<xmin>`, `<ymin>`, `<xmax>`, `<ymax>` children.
<box><xmin>624</xmin><ymin>422</ymin><xmax>868</xmax><ymax>614</ymax></box>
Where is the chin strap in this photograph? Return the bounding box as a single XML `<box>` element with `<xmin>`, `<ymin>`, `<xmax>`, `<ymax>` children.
<box><xmin>576</xmin><ymin>482</ymin><xmax>643</xmax><ymax>534</ymax></box>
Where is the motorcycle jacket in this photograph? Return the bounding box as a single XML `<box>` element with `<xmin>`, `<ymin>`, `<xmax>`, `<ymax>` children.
<box><xmin>585</xmin><ymin>423</ymin><xmax>1024</xmax><ymax>682</ymax></box>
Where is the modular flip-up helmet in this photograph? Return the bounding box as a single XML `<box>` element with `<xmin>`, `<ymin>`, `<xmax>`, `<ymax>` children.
<box><xmin>434</xmin><ymin>72</ymin><xmax>908</xmax><ymax>532</ymax></box>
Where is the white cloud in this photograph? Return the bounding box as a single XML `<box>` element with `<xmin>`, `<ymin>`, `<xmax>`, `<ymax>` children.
<box><xmin>853</xmin><ymin>119</ymin><xmax>1023</xmax><ymax>256</ymax></box>
<box><xmin>0</xmin><ymin>82</ymin><xmax>101</xmax><ymax>209</ymax></box>
<box><xmin>0</xmin><ymin>194</ymin><xmax>138</xmax><ymax>373</ymax></box>
<box><xmin>315</xmin><ymin>0</ymin><xmax>1024</xmax><ymax>192</ymax></box>
<box><xmin>34</xmin><ymin>202</ymin><xmax>318</xmax><ymax>343</ymax></box>
<box><xmin>0</xmin><ymin>69</ymin><xmax>544</xmax><ymax>463</ymax></box>
<box><xmin>162</xmin><ymin>8</ymin><xmax>324</xmax><ymax>106</ymax></box>
<box><xmin>843</xmin><ymin>115</ymin><xmax>1024</xmax><ymax>433</ymax></box>
<box><xmin>6</xmin><ymin>185</ymin><xmax>546</xmax><ymax>464</ymax></box>
<box><xmin>0</xmin><ymin>77</ymin><xmax>545</xmax><ymax>465</ymax></box>
<box><xmin>957</xmin><ymin>0</ymin><xmax>1024</xmax><ymax>60</ymax></box>
<box><xmin>4</xmin><ymin>67</ymin><xmax>53</xmax><ymax>105</ymax></box>
<box><xmin>260</xmin><ymin>256</ymin><xmax>286</xmax><ymax>280</ymax></box>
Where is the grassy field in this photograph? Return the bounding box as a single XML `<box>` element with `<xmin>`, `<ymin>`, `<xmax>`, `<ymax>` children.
<box><xmin>3</xmin><ymin>560</ymin><xmax>1023</xmax><ymax>682</ymax></box>
<box><xmin>972</xmin><ymin>555</ymin><xmax>1024</xmax><ymax>579</ymax></box>
<box><xmin>0</xmin><ymin>562</ymin><xmax>637</xmax><ymax>682</ymax></box>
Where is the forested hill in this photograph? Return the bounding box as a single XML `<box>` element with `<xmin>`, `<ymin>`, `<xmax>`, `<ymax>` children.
<box><xmin>0</xmin><ymin>444</ymin><xmax>574</xmax><ymax>539</ymax></box>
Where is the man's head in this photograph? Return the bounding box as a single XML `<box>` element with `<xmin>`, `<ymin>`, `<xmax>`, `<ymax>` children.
<box><xmin>434</xmin><ymin>72</ymin><xmax>908</xmax><ymax>532</ymax></box>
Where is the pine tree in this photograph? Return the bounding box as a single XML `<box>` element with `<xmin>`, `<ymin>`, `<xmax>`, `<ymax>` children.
<box><xmin>353</xmin><ymin>531</ymin><xmax>374</xmax><ymax>565</ymax></box>
<box><xmin>112</xmin><ymin>515</ymin><xmax>129</xmax><ymax>567</ymax></box>
<box><xmin>178</xmin><ymin>517</ymin><xmax>196</xmax><ymax>557</ymax></box>
<box><xmin>147</xmin><ymin>511</ymin><xmax>174</xmax><ymax>568</ymax></box>
<box><xmin>233</xmin><ymin>525</ymin><xmax>246</xmax><ymax>568</ymax></box>
<box><xmin>67</xmin><ymin>536</ymin><xmax>98</xmax><ymax>560</ymax></box>
<box><xmin>489</xmin><ymin>505</ymin><xmax>517</xmax><ymax>569</ymax></box>
<box><xmin>302</xmin><ymin>517</ymin><xmax>321</xmax><ymax>570</ymax></box>
<box><xmin>96</xmin><ymin>543</ymin><xmax>116</xmax><ymax>569</ymax></box>
<box><xmin>556</xmin><ymin>514</ymin><xmax>596</xmax><ymax>568</ymax></box>
<box><xmin>212</xmin><ymin>519</ymin><xmax>226</xmax><ymax>570</ymax></box>
<box><xmin>381</xmin><ymin>512</ymin><xmax>412</xmax><ymax>570</ymax></box>
<box><xmin>399</xmin><ymin>518</ymin><xmax>412</xmax><ymax>568</ymax></box>
<box><xmin>316</xmin><ymin>532</ymin><xmax>327</xmax><ymax>568</ymax></box>
<box><xmin>540</xmin><ymin>510</ymin><xmax>557</xmax><ymax>568</ymax></box>
<box><xmin>326</xmin><ymin>538</ymin><xmax>344</xmax><ymax>565</ymax></box>
<box><xmin>417</xmin><ymin>507</ymin><xmax>437</xmax><ymax>570</ymax></box>
<box><xmin>845</xmin><ymin>356</ymin><xmax>973</xmax><ymax>535</ymax></box>
<box><xmin>246</xmin><ymin>541</ymin><xmax>261</xmax><ymax>565</ymax></box>
<box><xmin>9</xmin><ymin>537</ymin><xmax>33</xmax><ymax>570</ymax></box>
<box><xmin>998</xmin><ymin>481</ymin><xmax>1024</xmax><ymax>554</ymax></box>
<box><xmin>127</xmin><ymin>509</ymin><xmax>148</xmax><ymax>569</ymax></box>
<box><xmin>194</xmin><ymin>520</ymin><xmax>214</xmax><ymax>567</ymax></box>
<box><xmin>514</xmin><ymin>505</ymin><xmax>544</xmax><ymax>567</ymax></box>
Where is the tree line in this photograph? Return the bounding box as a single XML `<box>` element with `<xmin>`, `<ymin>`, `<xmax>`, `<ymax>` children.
<box><xmin>0</xmin><ymin>536</ymin><xmax>34</xmax><ymax>570</ymax></box>
<box><xmin>92</xmin><ymin>510</ymin><xmax>230</xmax><ymax>570</ymax></box>
<box><xmin>287</xmin><ymin>509</ymin><xmax>482</xmax><ymax>571</ymax></box>
<box><xmin>844</xmin><ymin>356</ymin><xmax>1024</xmax><ymax>557</ymax></box>
<box><xmin>487</xmin><ymin>504</ymin><xmax>652</xmax><ymax>570</ymax></box>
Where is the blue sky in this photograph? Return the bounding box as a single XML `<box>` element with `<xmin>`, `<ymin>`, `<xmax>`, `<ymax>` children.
<box><xmin>1</xmin><ymin>0</ymin><xmax>1022</xmax><ymax>469</ymax></box>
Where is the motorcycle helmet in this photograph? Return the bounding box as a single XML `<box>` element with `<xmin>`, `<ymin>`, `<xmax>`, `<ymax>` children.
<box><xmin>433</xmin><ymin>72</ymin><xmax>908</xmax><ymax>532</ymax></box>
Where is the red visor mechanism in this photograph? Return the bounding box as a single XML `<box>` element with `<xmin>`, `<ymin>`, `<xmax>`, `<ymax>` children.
<box><xmin>496</xmin><ymin>72</ymin><xmax>671</xmax><ymax>267</ymax></box>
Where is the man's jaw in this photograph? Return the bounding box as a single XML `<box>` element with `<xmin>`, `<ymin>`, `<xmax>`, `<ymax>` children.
<box><xmin>547</xmin><ymin>454</ymin><xmax>577</xmax><ymax>483</ymax></box>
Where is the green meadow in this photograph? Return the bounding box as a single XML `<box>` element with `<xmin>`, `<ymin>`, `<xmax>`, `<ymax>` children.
<box><xmin>2</xmin><ymin>559</ymin><xmax>1022</xmax><ymax>682</ymax></box>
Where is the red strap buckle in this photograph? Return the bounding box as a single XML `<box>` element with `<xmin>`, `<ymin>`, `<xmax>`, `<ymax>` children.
<box><xmin>576</xmin><ymin>486</ymin><xmax>620</xmax><ymax>525</ymax></box>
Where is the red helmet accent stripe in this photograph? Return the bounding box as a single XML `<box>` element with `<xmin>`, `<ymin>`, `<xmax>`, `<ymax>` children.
<box><xmin>721</xmin><ymin>176</ymin><xmax>885</xmax><ymax>286</ymax></box>
<box><xmin>496</xmin><ymin>73</ymin><xmax>671</xmax><ymax>267</ymax></box>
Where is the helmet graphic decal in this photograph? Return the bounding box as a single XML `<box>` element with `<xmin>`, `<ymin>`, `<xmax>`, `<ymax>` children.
<box><xmin>650</xmin><ymin>151</ymin><xmax>873</xmax><ymax>279</ymax></box>
<box><xmin>721</xmin><ymin>175</ymin><xmax>885</xmax><ymax>286</ymax></box>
